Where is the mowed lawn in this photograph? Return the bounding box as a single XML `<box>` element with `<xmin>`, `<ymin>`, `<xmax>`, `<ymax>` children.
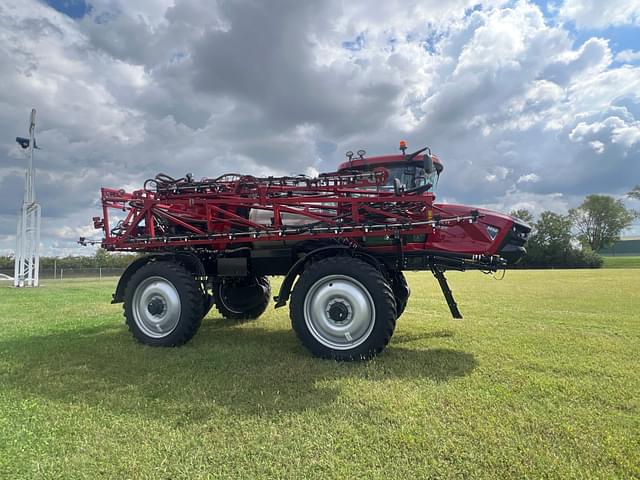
<box><xmin>602</xmin><ymin>255</ymin><xmax>640</xmax><ymax>269</ymax></box>
<box><xmin>0</xmin><ymin>270</ymin><xmax>638</xmax><ymax>479</ymax></box>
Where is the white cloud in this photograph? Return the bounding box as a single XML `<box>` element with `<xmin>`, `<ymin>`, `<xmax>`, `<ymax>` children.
<box><xmin>559</xmin><ymin>0</ymin><xmax>640</xmax><ymax>29</ymax></box>
<box><xmin>517</xmin><ymin>173</ymin><xmax>541</xmax><ymax>183</ymax></box>
<box><xmin>588</xmin><ymin>140</ymin><xmax>605</xmax><ymax>154</ymax></box>
<box><xmin>616</xmin><ymin>50</ymin><xmax>640</xmax><ymax>64</ymax></box>
<box><xmin>305</xmin><ymin>166</ymin><xmax>320</xmax><ymax>178</ymax></box>
<box><xmin>570</xmin><ymin>116</ymin><xmax>640</xmax><ymax>148</ymax></box>
<box><xmin>481</xmin><ymin>191</ymin><xmax>574</xmax><ymax>218</ymax></box>
<box><xmin>1</xmin><ymin>0</ymin><xmax>639</xmax><ymax>255</ymax></box>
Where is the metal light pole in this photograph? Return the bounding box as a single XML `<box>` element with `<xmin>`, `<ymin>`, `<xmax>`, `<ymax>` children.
<box><xmin>14</xmin><ymin>108</ymin><xmax>42</xmax><ymax>287</ymax></box>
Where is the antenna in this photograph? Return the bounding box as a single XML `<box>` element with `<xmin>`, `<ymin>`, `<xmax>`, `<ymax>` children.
<box><xmin>14</xmin><ymin>108</ymin><xmax>42</xmax><ymax>287</ymax></box>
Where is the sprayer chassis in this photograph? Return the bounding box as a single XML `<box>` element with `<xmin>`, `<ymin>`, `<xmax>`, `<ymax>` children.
<box><xmin>90</xmin><ymin>157</ymin><xmax>527</xmax><ymax>360</ymax></box>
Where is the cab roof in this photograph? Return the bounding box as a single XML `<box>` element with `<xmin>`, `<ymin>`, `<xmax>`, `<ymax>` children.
<box><xmin>337</xmin><ymin>153</ymin><xmax>443</xmax><ymax>172</ymax></box>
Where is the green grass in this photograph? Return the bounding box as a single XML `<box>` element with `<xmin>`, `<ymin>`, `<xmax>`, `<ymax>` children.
<box><xmin>602</xmin><ymin>255</ymin><xmax>640</xmax><ymax>268</ymax></box>
<box><xmin>1</xmin><ymin>270</ymin><xmax>639</xmax><ymax>479</ymax></box>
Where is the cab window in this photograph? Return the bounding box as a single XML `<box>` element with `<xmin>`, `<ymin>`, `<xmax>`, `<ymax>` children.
<box><xmin>383</xmin><ymin>165</ymin><xmax>438</xmax><ymax>192</ymax></box>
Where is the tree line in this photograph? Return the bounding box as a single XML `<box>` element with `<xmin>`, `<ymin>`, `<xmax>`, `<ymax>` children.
<box><xmin>0</xmin><ymin>249</ymin><xmax>139</xmax><ymax>270</ymax></box>
<box><xmin>510</xmin><ymin>191</ymin><xmax>637</xmax><ymax>268</ymax></box>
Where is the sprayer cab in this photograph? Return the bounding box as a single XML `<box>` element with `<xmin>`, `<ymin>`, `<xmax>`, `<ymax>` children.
<box><xmin>338</xmin><ymin>146</ymin><xmax>443</xmax><ymax>195</ymax></box>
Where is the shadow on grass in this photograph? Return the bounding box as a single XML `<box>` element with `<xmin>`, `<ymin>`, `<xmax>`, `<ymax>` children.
<box><xmin>0</xmin><ymin>319</ymin><xmax>477</xmax><ymax>421</ymax></box>
<box><xmin>392</xmin><ymin>329</ymin><xmax>456</xmax><ymax>344</ymax></box>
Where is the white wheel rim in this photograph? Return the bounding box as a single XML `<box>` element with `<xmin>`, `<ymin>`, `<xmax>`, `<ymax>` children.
<box><xmin>303</xmin><ymin>274</ymin><xmax>375</xmax><ymax>350</ymax></box>
<box><xmin>132</xmin><ymin>276</ymin><xmax>181</xmax><ymax>338</ymax></box>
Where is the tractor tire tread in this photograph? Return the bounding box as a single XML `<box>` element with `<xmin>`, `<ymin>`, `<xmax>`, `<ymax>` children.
<box><xmin>123</xmin><ymin>261</ymin><xmax>203</xmax><ymax>347</ymax></box>
<box><xmin>290</xmin><ymin>256</ymin><xmax>396</xmax><ymax>361</ymax></box>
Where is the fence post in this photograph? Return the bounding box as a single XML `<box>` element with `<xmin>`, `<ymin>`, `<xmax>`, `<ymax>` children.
<box><xmin>60</xmin><ymin>268</ymin><xmax>63</xmax><ymax>281</ymax></box>
<box><xmin>99</xmin><ymin>267</ymin><xmax>102</xmax><ymax>280</ymax></box>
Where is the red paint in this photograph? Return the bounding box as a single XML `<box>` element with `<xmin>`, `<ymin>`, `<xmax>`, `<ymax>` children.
<box><xmin>337</xmin><ymin>153</ymin><xmax>443</xmax><ymax>172</ymax></box>
<box><xmin>94</xmin><ymin>151</ymin><xmax>523</xmax><ymax>262</ymax></box>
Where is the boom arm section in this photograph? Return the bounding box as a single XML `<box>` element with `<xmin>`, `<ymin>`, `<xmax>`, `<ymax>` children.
<box><xmin>90</xmin><ymin>171</ymin><xmax>485</xmax><ymax>253</ymax></box>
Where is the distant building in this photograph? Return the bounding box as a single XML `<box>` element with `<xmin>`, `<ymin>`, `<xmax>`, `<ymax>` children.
<box><xmin>599</xmin><ymin>236</ymin><xmax>640</xmax><ymax>256</ymax></box>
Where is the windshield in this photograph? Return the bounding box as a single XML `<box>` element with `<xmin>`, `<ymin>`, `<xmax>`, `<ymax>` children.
<box><xmin>383</xmin><ymin>165</ymin><xmax>439</xmax><ymax>192</ymax></box>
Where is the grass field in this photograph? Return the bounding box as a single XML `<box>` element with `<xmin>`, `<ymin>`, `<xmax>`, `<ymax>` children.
<box><xmin>602</xmin><ymin>255</ymin><xmax>640</xmax><ymax>269</ymax></box>
<box><xmin>1</xmin><ymin>270</ymin><xmax>639</xmax><ymax>479</ymax></box>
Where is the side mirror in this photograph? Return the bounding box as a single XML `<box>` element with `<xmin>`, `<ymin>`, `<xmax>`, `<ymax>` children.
<box><xmin>424</xmin><ymin>153</ymin><xmax>434</xmax><ymax>174</ymax></box>
<box><xmin>393</xmin><ymin>178</ymin><xmax>404</xmax><ymax>196</ymax></box>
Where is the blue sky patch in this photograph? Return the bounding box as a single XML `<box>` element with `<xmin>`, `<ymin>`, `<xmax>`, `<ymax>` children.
<box><xmin>423</xmin><ymin>28</ymin><xmax>447</xmax><ymax>55</ymax></box>
<box><xmin>342</xmin><ymin>33</ymin><xmax>365</xmax><ymax>51</ymax></box>
<box><xmin>464</xmin><ymin>3</ymin><xmax>483</xmax><ymax>17</ymax></box>
<box><xmin>45</xmin><ymin>0</ymin><xmax>90</xmax><ymax>19</ymax></box>
<box><xmin>531</xmin><ymin>0</ymin><xmax>639</xmax><ymax>55</ymax></box>
<box><xmin>570</xmin><ymin>23</ymin><xmax>640</xmax><ymax>56</ymax></box>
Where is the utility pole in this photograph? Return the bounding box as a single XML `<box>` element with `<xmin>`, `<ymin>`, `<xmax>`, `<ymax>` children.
<box><xmin>14</xmin><ymin>108</ymin><xmax>42</xmax><ymax>287</ymax></box>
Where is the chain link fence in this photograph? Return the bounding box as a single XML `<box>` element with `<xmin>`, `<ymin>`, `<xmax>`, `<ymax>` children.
<box><xmin>0</xmin><ymin>267</ymin><xmax>126</xmax><ymax>280</ymax></box>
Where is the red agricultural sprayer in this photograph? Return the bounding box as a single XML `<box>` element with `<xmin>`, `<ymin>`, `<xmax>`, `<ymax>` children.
<box><xmin>83</xmin><ymin>143</ymin><xmax>530</xmax><ymax>360</ymax></box>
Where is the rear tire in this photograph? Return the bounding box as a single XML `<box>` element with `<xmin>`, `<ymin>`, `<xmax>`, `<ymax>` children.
<box><xmin>123</xmin><ymin>261</ymin><xmax>203</xmax><ymax>346</ymax></box>
<box><xmin>290</xmin><ymin>256</ymin><xmax>396</xmax><ymax>361</ymax></box>
<box><xmin>202</xmin><ymin>292</ymin><xmax>214</xmax><ymax>319</ymax></box>
<box><xmin>389</xmin><ymin>270</ymin><xmax>410</xmax><ymax>318</ymax></box>
<box><xmin>213</xmin><ymin>276</ymin><xmax>271</xmax><ymax>320</ymax></box>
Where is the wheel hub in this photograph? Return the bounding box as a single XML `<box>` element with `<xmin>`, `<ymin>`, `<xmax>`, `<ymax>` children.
<box><xmin>326</xmin><ymin>299</ymin><xmax>351</xmax><ymax>323</ymax></box>
<box><xmin>147</xmin><ymin>296</ymin><xmax>166</xmax><ymax>316</ymax></box>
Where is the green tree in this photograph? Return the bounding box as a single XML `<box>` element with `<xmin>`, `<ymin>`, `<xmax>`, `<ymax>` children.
<box><xmin>569</xmin><ymin>195</ymin><xmax>636</xmax><ymax>251</ymax></box>
<box><xmin>95</xmin><ymin>248</ymin><xmax>111</xmax><ymax>267</ymax></box>
<box><xmin>521</xmin><ymin>211</ymin><xmax>602</xmax><ymax>268</ymax></box>
<box><xmin>0</xmin><ymin>256</ymin><xmax>13</xmax><ymax>269</ymax></box>
<box><xmin>628</xmin><ymin>185</ymin><xmax>640</xmax><ymax>200</ymax></box>
<box><xmin>528</xmin><ymin>211</ymin><xmax>572</xmax><ymax>254</ymax></box>
<box><xmin>509</xmin><ymin>208</ymin><xmax>534</xmax><ymax>226</ymax></box>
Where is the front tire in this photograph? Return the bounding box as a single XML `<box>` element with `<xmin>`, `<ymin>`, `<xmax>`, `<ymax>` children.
<box><xmin>123</xmin><ymin>261</ymin><xmax>203</xmax><ymax>346</ymax></box>
<box><xmin>290</xmin><ymin>256</ymin><xmax>396</xmax><ymax>361</ymax></box>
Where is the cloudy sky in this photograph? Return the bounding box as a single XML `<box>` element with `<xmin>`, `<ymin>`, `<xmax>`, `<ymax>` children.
<box><xmin>0</xmin><ymin>0</ymin><xmax>639</xmax><ymax>256</ymax></box>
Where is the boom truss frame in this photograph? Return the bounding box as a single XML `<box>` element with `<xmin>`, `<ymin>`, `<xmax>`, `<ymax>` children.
<box><xmin>92</xmin><ymin>170</ymin><xmax>479</xmax><ymax>253</ymax></box>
